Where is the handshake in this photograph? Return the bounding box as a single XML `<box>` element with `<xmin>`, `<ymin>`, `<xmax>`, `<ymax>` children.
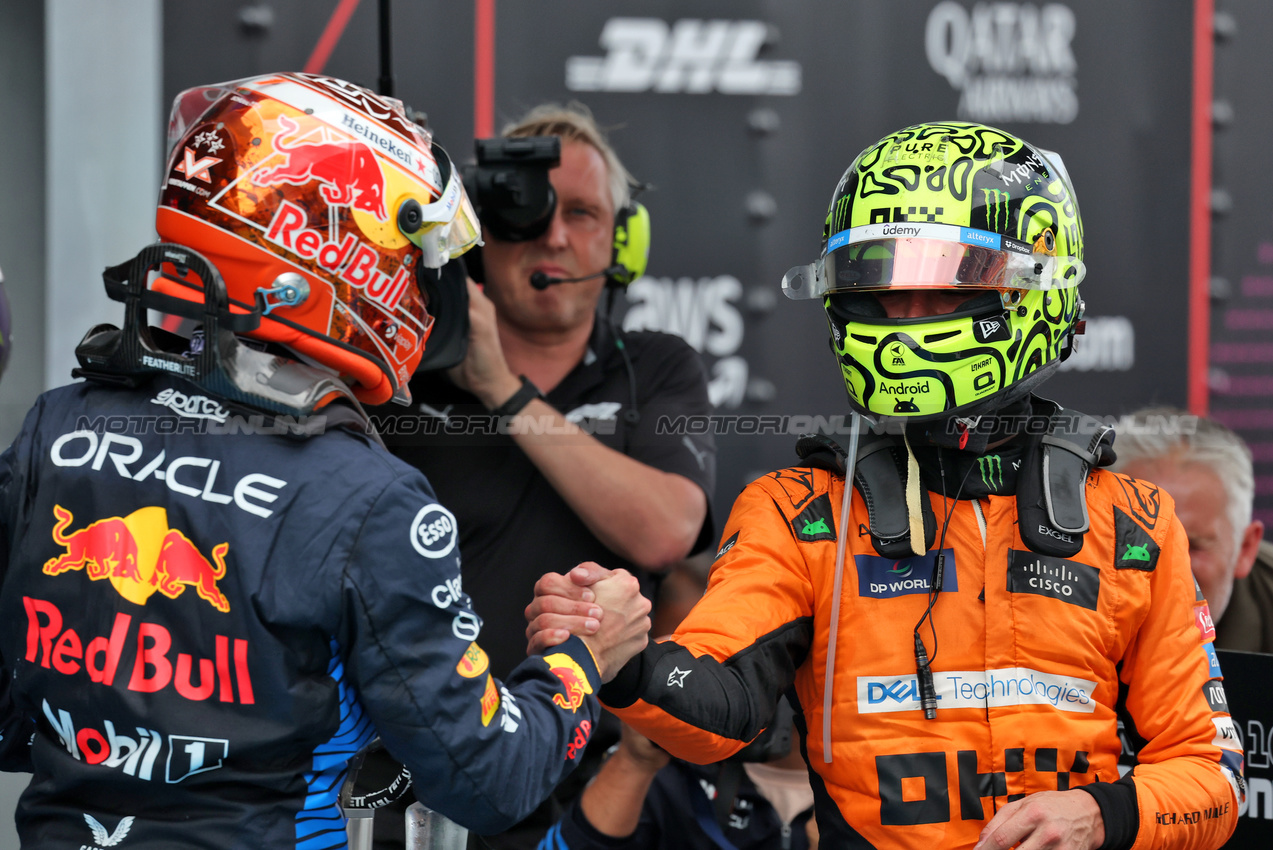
<box><xmin>525</xmin><ymin>563</ymin><xmax>652</xmax><ymax>682</ymax></box>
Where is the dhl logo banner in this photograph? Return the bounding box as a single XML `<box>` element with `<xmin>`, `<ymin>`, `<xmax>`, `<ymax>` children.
<box><xmin>44</xmin><ymin>505</ymin><xmax>230</xmax><ymax>613</ymax></box>
<box><xmin>543</xmin><ymin>652</ymin><xmax>593</xmax><ymax>713</ymax></box>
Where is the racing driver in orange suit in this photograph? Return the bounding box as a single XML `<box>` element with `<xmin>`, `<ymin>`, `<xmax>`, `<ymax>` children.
<box><xmin>527</xmin><ymin>122</ymin><xmax>1244</xmax><ymax>849</ymax></box>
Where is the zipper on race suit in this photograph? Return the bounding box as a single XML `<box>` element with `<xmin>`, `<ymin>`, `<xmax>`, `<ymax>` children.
<box><xmin>972</xmin><ymin>498</ymin><xmax>987</xmax><ymax>549</ymax></box>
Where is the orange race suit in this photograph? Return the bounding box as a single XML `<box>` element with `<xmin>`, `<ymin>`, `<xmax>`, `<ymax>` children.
<box><xmin>600</xmin><ymin>439</ymin><xmax>1243</xmax><ymax>849</ymax></box>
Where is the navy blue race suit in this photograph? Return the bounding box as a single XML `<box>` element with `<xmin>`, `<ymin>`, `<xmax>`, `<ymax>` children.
<box><xmin>0</xmin><ymin>376</ymin><xmax>602</xmax><ymax>849</ymax></box>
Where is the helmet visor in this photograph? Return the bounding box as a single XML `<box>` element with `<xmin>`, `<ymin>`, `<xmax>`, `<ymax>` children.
<box><xmin>782</xmin><ymin>222</ymin><xmax>1085</xmax><ymax>300</ymax></box>
<box><xmin>405</xmin><ymin>176</ymin><xmax>482</xmax><ymax>268</ymax></box>
<box><xmin>404</xmin><ymin>145</ymin><xmax>483</xmax><ymax>268</ymax></box>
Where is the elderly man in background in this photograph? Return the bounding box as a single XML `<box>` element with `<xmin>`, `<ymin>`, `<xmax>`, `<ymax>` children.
<box><xmin>1114</xmin><ymin>407</ymin><xmax>1273</xmax><ymax>653</ymax></box>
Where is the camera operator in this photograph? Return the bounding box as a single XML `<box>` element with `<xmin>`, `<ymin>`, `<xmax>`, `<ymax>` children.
<box><xmin>370</xmin><ymin>103</ymin><xmax>716</xmax><ymax>848</ymax></box>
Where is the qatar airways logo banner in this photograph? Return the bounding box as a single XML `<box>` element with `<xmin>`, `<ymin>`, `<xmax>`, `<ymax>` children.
<box><xmin>925</xmin><ymin>2</ymin><xmax>1079</xmax><ymax>124</ymax></box>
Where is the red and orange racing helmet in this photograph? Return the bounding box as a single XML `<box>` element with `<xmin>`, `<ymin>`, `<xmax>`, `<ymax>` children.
<box><xmin>157</xmin><ymin>72</ymin><xmax>480</xmax><ymax>406</ymax></box>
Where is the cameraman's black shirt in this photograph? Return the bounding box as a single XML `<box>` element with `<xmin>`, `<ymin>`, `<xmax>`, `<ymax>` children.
<box><xmin>376</xmin><ymin>320</ymin><xmax>716</xmax><ymax>679</ymax></box>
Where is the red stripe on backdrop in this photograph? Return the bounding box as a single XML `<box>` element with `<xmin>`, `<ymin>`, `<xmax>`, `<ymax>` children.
<box><xmin>304</xmin><ymin>0</ymin><xmax>362</xmax><ymax>75</ymax></box>
<box><xmin>474</xmin><ymin>0</ymin><xmax>495</xmax><ymax>139</ymax></box>
<box><xmin>1188</xmin><ymin>0</ymin><xmax>1215</xmax><ymax>415</ymax></box>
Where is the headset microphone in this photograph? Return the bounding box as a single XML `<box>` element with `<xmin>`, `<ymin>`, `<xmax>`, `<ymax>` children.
<box><xmin>529</xmin><ymin>266</ymin><xmax>625</xmax><ymax>290</ymax></box>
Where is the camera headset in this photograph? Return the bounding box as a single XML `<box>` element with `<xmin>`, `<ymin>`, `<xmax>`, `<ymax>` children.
<box><xmin>418</xmin><ymin>137</ymin><xmax>651</xmax><ymax>427</ymax></box>
<box><xmin>528</xmin><ymin>199</ymin><xmax>650</xmax><ymax>290</ymax></box>
<box><xmin>462</xmin><ymin>135</ymin><xmax>650</xmax><ymax>289</ymax></box>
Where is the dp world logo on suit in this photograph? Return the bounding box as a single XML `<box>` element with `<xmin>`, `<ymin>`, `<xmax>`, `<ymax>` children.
<box><xmin>857</xmin><ymin>550</ymin><xmax>958</xmax><ymax>598</ymax></box>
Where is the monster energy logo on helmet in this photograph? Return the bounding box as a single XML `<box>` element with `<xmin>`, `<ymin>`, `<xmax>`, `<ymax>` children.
<box><xmin>832</xmin><ymin>196</ymin><xmax>852</xmax><ymax>234</ymax></box>
<box><xmin>982</xmin><ymin>188</ymin><xmax>1011</xmax><ymax>233</ymax></box>
<box><xmin>978</xmin><ymin>454</ymin><xmax>1004</xmax><ymax>491</ymax></box>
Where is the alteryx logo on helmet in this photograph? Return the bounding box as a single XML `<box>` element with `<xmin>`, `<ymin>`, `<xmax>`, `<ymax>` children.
<box><xmin>780</xmin><ymin>121</ymin><xmax>1086</xmax><ymax>422</ymax></box>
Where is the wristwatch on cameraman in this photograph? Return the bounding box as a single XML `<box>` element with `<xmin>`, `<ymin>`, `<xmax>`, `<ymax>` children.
<box><xmin>490</xmin><ymin>376</ymin><xmax>543</xmax><ymax>417</ymax></box>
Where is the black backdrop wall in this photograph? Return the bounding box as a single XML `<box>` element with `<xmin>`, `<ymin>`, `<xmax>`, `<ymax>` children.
<box><xmin>164</xmin><ymin>0</ymin><xmax>1199</xmax><ymax>509</ymax></box>
<box><xmin>1211</xmin><ymin>0</ymin><xmax>1273</xmax><ymax>530</ymax></box>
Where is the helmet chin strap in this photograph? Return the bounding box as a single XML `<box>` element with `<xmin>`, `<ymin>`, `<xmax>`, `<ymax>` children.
<box><xmin>74</xmin><ymin>243</ymin><xmax>370</xmax><ymax>426</ymax></box>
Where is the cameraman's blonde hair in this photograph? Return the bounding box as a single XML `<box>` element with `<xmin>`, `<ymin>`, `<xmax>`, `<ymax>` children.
<box><xmin>502</xmin><ymin>102</ymin><xmax>636</xmax><ymax>213</ymax></box>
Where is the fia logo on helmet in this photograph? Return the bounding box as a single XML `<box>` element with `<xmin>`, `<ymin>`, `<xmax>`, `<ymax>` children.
<box><xmin>265</xmin><ymin>200</ymin><xmax>414</xmax><ymax>312</ymax></box>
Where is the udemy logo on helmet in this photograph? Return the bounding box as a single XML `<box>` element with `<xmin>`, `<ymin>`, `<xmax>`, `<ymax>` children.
<box><xmin>155</xmin><ymin>73</ymin><xmax>481</xmax><ymax>406</ymax></box>
<box><xmin>783</xmin><ymin>121</ymin><xmax>1086</xmax><ymax>423</ymax></box>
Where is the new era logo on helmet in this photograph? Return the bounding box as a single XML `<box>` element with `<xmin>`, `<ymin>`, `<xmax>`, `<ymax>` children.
<box><xmin>566</xmin><ymin>19</ymin><xmax>801</xmax><ymax>95</ymax></box>
<box><xmin>974</xmin><ymin>317</ymin><xmax>1010</xmax><ymax>343</ymax></box>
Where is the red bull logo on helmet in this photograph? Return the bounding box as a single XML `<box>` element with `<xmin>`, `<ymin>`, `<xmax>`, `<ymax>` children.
<box><xmin>265</xmin><ymin>200</ymin><xmax>415</xmax><ymax>312</ymax></box>
<box><xmin>253</xmin><ymin>114</ymin><xmax>388</xmax><ymax>221</ymax></box>
<box><xmin>44</xmin><ymin>505</ymin><xmax>230</xmax><ymax>613</ymax></box>
<box><xmin>543</xmin><ymin>652</ymin><xmax>594</xmax><ymax>713</ymax></box>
